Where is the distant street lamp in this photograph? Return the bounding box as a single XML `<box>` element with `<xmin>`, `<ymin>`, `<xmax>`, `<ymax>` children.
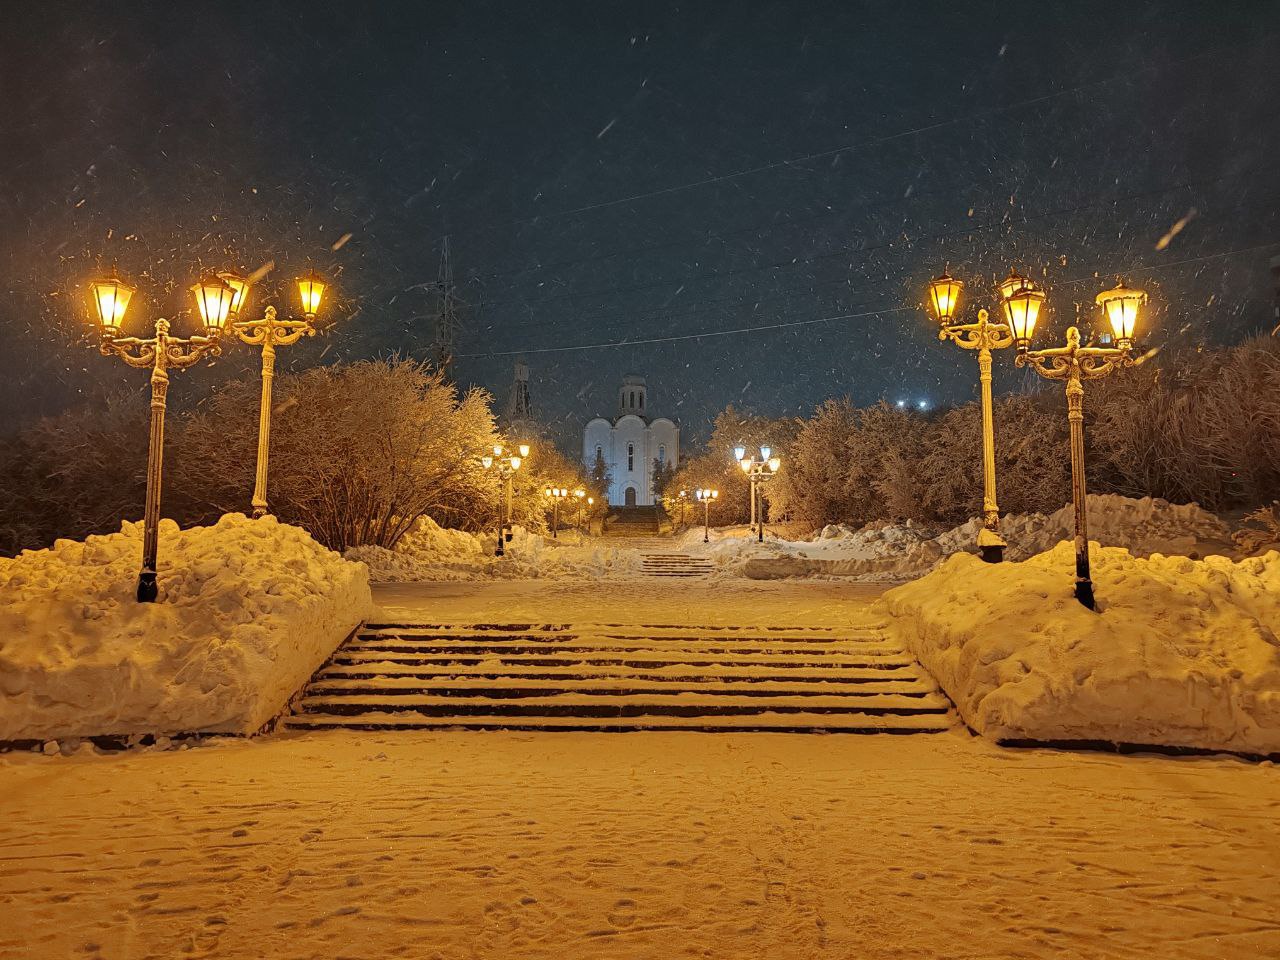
<box><xmin>87</xmin><ymin>272</ymin><xmax>231</xmax><ymax>602</ymax></box>
<box><xmin>1012</xmin><ymin>279</ymin><xmax>1146</xmax><ymax>610</ymax></box>
<box><xmin>695</xmin><ymin>487</ymin><xmax>719</xmax><ymax>543</ymax></box>
<box><xmin>574</xmin><ymin>488</ymin><xmax>587</xmax><ymax>530</ymax></box>
<box><xmin>226</xmin><ymin>270</ymin><xmax>329</xmax><ymax>518</ymax></box>
<box><xmin>676</xmin><ymin>489</ymin><xmax>689</xmax><ymax>527</ymax></box>
<box><xmin>543</xmin><ymin>486</ymin><xmax>570</xmax><ymax>539</ymax></box>
<box><xmin>925</xmin><ymin>270</ymin><xmax>1017</xmax><ymax>562</ymax></box>
<box><xmin>482</xmin><ymin>446</ymin><xmax>525</xmax><ymax>556</ymax></box>
<box><xmin>736</xmin><ymin>446</ymin><xmax>781</xmax><ymax>542</ymax></box>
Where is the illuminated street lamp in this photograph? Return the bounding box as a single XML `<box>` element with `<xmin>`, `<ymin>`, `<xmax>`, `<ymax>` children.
<box><xmin>695</xmin><ymin>487</ymin><xmax>719</xmax><ymax>543</ymax></box>
<box><xmin>1014</xmin><ymin>280</ymin><xmax>1147</xmax><ymax>610</ymax></box>
<box><xmin>226</xmin><ymin>270</ymin><xmax>330</xmax><ymax>518</ymax></box>
<box><xmin>574</xmin><ymin>488</ymin><xmax>587</xmax><ymax>530</ymax></box>
<box><xmin>86</xmin><ymin>272</ymin><xmax>229</xmax><ymax>602</ymax></box>
<box><xmin>676</xmin><ymin>489</ymin><xmax>689</xmax><ymax>527</ymax></box>
<box><xmin>544</xmin><ymin>486</ymin><xmax>570</xmax><ymax>539</ymax></box>
<box><xmin>924</xmin><ymin>269</ymin><xmax>1018</xmax><ymax>562</ymax></box>
<box><xmin>483</xmin><ymin>445</ymin><xmax>525</xmax><ymax>556</ymax></box>
<box><xmin>736</xmin><ymin>446</ymin><xmax>781</xmax><ymax>542</ymax></box>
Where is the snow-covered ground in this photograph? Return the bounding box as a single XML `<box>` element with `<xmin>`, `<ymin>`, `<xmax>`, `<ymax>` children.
<box><xmin>347</xmin><ymin>516</ymin><xmax>643</xmax><ymax>582</ymax></box>
<box><xmin>682</xmin><ymin>495</ymin><xmax>1236</xmax><ymax>581</ymax></box>
<box><xmin>884</xmin><ymin>542</ymin><xmax>1280</xmax><ymax>756</ymax></box>
<box><xmin>0</xmin><ymin>514</ymin><xmax>372</xmax><ymax>742</ymax></box>
<box><xmin>3</xmin><ymin>719</ymin><xmax>1278</xmax><ymax>958</ymax></box>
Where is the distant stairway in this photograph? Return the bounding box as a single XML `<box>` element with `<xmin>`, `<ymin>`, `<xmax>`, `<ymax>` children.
<box><xmin>604</xmin><ymin>506</ymin><xmax>661</xmax><ymax>537</ymax></box>
<box><xmin>640</xmin><ymin>553</ymin><xmax>715</xmax><ymax>578</ymax></box>
<box><xmin>283</xmin><ymin>622</ymin><xmax>955</xmax><ymax>734</ymax></box>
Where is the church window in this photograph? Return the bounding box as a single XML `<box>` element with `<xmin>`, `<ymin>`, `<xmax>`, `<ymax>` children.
<box><xmin>640</xmin><ymin>393</ymin><xmax>644</xmax><ymax>410</ymax></box>
<box><xmin>595</xmin><ymin>445</ymin><xmax>602</xmax><ymax>460</ymax></box>
<box><xmin>659</xmin><ymin>444</ymin><xmax>665</xmax><ymax>464</ymax></box>
<box><xmin>627</xmin><ymin>443</ymin><xmax>634</xmax><ymax>471</ymax></box>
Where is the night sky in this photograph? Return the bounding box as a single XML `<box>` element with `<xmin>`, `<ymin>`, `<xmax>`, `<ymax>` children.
<box><xmin>5</xmin><ymin>1</ymin><xmax>1280</xmax><ymax>449</ymax></box>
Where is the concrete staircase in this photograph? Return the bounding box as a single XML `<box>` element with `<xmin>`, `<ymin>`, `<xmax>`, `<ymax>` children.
<box><xmin>283</xmin><ymin>622</ymin><xmax>954</xmax><ymax>734</ymax></box>
<box><xmin>640</xmin><ymin>553</ymin><xmax>715</xmax><ymax>578</ymax></box>
<box><xmin>603</xmin><ymin>506</ymin><xmax>661</xmax><ymax>537</ymax></box>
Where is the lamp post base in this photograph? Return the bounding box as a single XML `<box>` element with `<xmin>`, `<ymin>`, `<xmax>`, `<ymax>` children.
<box><xmin>979</xmin><ymin>544</ymin><xmax>1004</xmax><ymax>564</ymax></box>
<box><xmin>1075</xmin><ymin>579</ymin><xmax>1096</xmax><ymax>610</ymax></box>
<box><xmin>137</xmin><ymin>570</ymin><xmax>158</xmax><ymax>604</ymax></box>
<box><xmin>251</xmin><ymin>506</ymin><xmax>268</xmax><ymax>520</ymax></box>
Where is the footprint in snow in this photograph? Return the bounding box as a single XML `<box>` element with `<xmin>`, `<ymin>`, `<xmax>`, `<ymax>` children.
<box><xmin>606</xmin><ymin>898</ymin><xmax>637</xmax><ymax>928</ymax></box>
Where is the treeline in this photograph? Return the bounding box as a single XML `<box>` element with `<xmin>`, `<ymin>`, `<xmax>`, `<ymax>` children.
<box><xmin>669</xmin><ymin>337</ymin><xmax>1280</xmax><ymax>531</ymax></box>
<box><xmin>0</xmin><ymin>359</ymin><xmax>596</xmax><ymax>556</ymax></box>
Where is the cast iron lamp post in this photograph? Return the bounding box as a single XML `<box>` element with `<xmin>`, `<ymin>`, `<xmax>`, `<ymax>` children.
<box><xmin>695</xmin><ymin>487</ymin><xmax>719</xmax><ymax>543</ymax></box>
<box><xmin>573</xmin><ymin>488</ymin><xmax>587</xmax><ymax>530</ymax></box>
<box><xmin>675</xmin><ymin>489</ymin><xmax>689</xmax><ymax>527</ymax></box>
<box><xmin>925</xmin><ymin>271</ymin><xmax>1018</xmax><ymax>562</ymax></box>
<box><xmin>224</xmin><ymin>270</ymin><xmax>329</xmax><ymax>518</ymax></box>
<box><xmin>543</xmin><ymin>486</ymin><xmax>569</xmax><ymax>539</ymax></box>
<box><xmin>482</xmin><ymin>446</ymin><xmax>525</xmax><ymax>556</ymax></box>
<box><xmin>1009</xmin><ymin>277</ymin><xmax>1147</xmax><ymax>610</ymax></box>
<box><xmin>87</xmin><ymin>273</ymin><xmax>233</xmax><ymax>602</ymax></box>
<box><xmin>735</xmin><ymin>445</ymin><xmax>781</xmax><ymax>543</ymax></box>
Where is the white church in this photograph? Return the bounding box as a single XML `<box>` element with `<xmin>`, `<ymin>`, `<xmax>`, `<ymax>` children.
<box><xmin>583</xmin><ymin>375</ymin><xmax>679</xmax><ymax>506</ymax></box>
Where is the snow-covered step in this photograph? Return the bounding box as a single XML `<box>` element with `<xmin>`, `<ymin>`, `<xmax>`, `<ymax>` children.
<box><xmin>284</xmin><ymin>621</ymin><xmax>955</xmax><ymax>735</ymax></box>
<box><xmin>639</xmin><ymin>552</ymin><xmax>715</xmax><ymax>578</ymax></box>
<box><xmin>283</xmin><ymin>712</ymin><xmax>953</xmax><ymax>733</ymax></box>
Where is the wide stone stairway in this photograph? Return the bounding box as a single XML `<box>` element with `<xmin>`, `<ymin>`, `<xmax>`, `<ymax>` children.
<box><xmin>283</xmin><ymin>620</ymin><xmax>954</xmax><ymax>734</ymax></box>
<box><xmin>640</xmin><ymin>553</ymin><xmax>716</xmax><ymax>578</ymax></box>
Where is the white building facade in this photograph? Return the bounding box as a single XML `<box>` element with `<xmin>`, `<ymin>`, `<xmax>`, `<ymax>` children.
<box><xmin>583</xmin><ymin>375</ymin><xmax>679</xmax><ymax>506</ymax></box>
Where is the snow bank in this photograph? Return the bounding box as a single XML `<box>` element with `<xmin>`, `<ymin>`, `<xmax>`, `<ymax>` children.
<box><xmin>346</xmin><ymin>516</ymin><xmax>643</xmax><ymax>582</ymax></box>
<box><xmin>695</xmin><ymin>496</ymin><xmax>1234</xmax><ymax>581</ymax></box>
<box><xmin>0</xmin><ymin>514</ymin><xmax>373</xmax><ymax>741</ymax></box>
<box><xmin>882</xmin><ymin>542</ymin><xmax>1280</xmax><ymax>755</ymax></box>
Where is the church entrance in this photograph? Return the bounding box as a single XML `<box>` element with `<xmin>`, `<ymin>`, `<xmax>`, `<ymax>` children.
<box><xmin>624</xmin><ymin>486</ymin><xmax>637</xmax><ymax>507</ymax></box>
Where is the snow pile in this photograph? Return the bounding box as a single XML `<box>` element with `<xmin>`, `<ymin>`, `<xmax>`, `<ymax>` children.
<box><xmin>882</xmin><ymin>542</ymin><xmax>1280</xmax><ymax>755</ymax></box>
<box><xmin>347</xmin><ymin>516</ymin><xmax>643</xmax><ymax>582</ymax></box>
<box><xmin>692</xmin><ymin>496</ymin><xmax>1234</xmax><ymax>581</ymax></box>
<box><xmin>0</xmin><ymin>514</ymin><xmax>372</xmax><ymax>742</ymax></box>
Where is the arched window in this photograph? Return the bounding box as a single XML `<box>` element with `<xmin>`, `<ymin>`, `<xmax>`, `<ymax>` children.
<box><xmin>629</xmin><ymin>391</ymin><xmax>635</xmax><ymax>408</ymax></box>
<box><xmin>595</xmin><ymin>445</ymin><xmax>602</xmax><ymax>460</ymax></box>
<box><xmin>639</xmin><ymin>393</ymin><xmax>644</xmax><ymax>410</ymax></box>
<box><xmin>627</xmin><ymin>443</ymin><xmax>634</xmax><ymax>472</ymax></box>
<box><xmin>658</xmin><ymin>444</ymin><xmax>665</xmax><ymax>464</ymax></box>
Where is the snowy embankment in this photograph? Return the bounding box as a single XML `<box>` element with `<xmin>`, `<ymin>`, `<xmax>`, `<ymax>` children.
<box><xmin>346</xmin><ymin>516</ymin><xmax>643</xmax><ymax>582</ymax></box>
<box><xmin>882</xmin><ymin>543</ymin><xmax>1280</xmax><ymax>756</ymax></box>
<box><xmin>692</xmin><ymin>495</ymin><xmax>1235</xmax><ymax>581</ymax></box>
<box><xmin>0</xmin><ymin>514</ymin><xmax>372</xmax><ymax>743</ymax></box>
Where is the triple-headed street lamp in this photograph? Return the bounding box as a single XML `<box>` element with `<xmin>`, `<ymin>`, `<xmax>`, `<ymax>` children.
<box><xmin>1008</xmin><ymin>278</ymin><xmax>1147</xmax><ymax>610</ymax></box>
<box><xmin>734</xmin><ymin>445</ymin><xmax>781</xmax><ymax>543</ymax></box>
<box><xmin>695</xmin><ymin>487</ymin><xmax>719</xmax><ymax>543</ymax></box>
<box><xmin>88</xmin><ymin>274</ymin><xmax>234</xmax><ymax>601</ymax></box>
<box><xmin>925</xmin><ymin>271</ymin><xmax>1017</xmax><ymax>562</ymax></box>
<box><xmin>543</xmin><ymin>486</ymin><xmax>570</xmax><ymax>539</ymax></box>
<box><xmin>225</xmin><ymin>271</ymin><xmax>329</xmax><ymax>518</ymax></box>
<box><xmin>482</xmin><ymin>444</ymin><xmax>527</xmax><ymax>556</ymax></box>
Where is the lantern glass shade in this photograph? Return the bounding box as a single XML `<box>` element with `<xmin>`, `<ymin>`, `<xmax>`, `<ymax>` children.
<box><xmin>712</xmin><ymin>490</ymin><xmax>719</xmax><ymax>499</ymax></box>
<box><xmin>733</xmin><ymin>445</ymin><xmax>746</xmax><ymax>462</ymax></box>
<box><xmin>191</xmin><ymin>276</ymin><xmax>235</xmax><ymax>334</ymax></box>
<box><xmin>510</xmin><ymin>456</ymin><xmax>522</xmax><ymax>471</ymax></box>
<box><xmin>481</xmin><ymin>455</ymin><xmax>494</xmax><ymax>469</ymax></box>
<box><xmin>297</xmin><ymin>272</ymin><xmax>326</xmax><ymax>318</ymax></box>
<box><xmin>927</xmin><ymin>273</ymin><xmax>964</xmax><ymax>324</ymax></box>
<box><xmin>518</xmin><ymin>443</ymin><xmax>531</xmax><ymax>458</ymax></box>
<box><xmin>217</xmin><ymin>272</ymin><xmax>250</xmax><ymax>317</ymax></box>
<box><xmin>493</xmin><ymin>444</ymin><xmax>504</xmax><ymax>456</ymax></box>
<box><xmin>90</xmin><ymin>277</ymin><xmax>134</xmax><ymax>335</ymax></box>
<box><xmin>767</xmin><ymin>457</ymin><xmax>781</xmax><ymax>473</ymax></box>
<box><xmin>999</xmin><ymin>273</ymin><xmax>1045</xmax><ymax>345</ymax></box>
<box><xmin>760</xmin><ymin>446</ymin><xmax>772</xmax><ymax>461</ymax></box>
<box><xmin>739</xmin><ymin>458</ymin><xmax>753</xmax><ymax>473</ymax></box>
<box><xmin>1096</xmin><ymin>282</ymin><xmax>1146</xmax><ymax>344</ymax></box>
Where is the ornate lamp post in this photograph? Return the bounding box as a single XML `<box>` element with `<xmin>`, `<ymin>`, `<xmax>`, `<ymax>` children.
<box><xmin>676</xmin><ymin>489</ymin><xmax>688</xmax><ymax>527</ymax></box>
<box><xmin>482</xmin><ymin>446</ymin><xmax>525</xmax><ymax>556</ymax></box>
<box><xmin>87</xmin><ymin>273</ymin><xmax>232</xmax><ymax>602</ymax></box>
<box><xmin>735</xmin><ymin>446</ymin><xmax>781</xmax><ymax>542</ymax></box>
<box><xmin>1010</xmin><ymin>278</ymin><xmax>1147</xmax><ymax>610</ymax></box>
<box><xmin>926</xmin><ymin>270</ymin><xmax>1017</xmax><ymax>562</ymax></box>
<box><xmin>695</xmin><ymin>487</ymin><xmax>719</xmax><ymax>543</ymax></box>
<box><xmin>543</xmin><ymin>486</ymin><xmax>569</xmax><ymax>539</ymax></box>
<box><xmin>574</xmin><ymin>488</ymin><xmax>587</xmax><ymax>530</ymax></box>
<box><xmin>225</xmin><ymin>270</ymin><xmax>329</xmax><ymax>518</ymax></box>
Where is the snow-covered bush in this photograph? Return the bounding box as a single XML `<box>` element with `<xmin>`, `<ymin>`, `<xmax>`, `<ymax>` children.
<box><xmin>0</xmin><ymin>513</ymin><xmax>373</xmax><ymax>741</ymax></box>
<box><xmin>178</xmin><ymin>359</ymin><xmax>502</xmax><ymax>550</ymax></box>
<box><xmin>883</xmin><ymin>543</ymin><xmax>1280</xmax><ymax>755</ymax></box>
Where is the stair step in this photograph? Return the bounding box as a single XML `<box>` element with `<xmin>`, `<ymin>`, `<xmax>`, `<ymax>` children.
<box><xmin>332</xmin><ymin>652</ymin><xmax>917</xmax><ymax>670</ymax></box>
<box><xmin>318</xmin><ymin>664</ymin><xmax>923</xmax><ymax>683</ymax></box>
<box><xmin>282</xmin><ymin>712</ymin><xmax>952</xmax><ymax>733</ymax></box>
<box><xmin>344</xmin><ymin>639</ymin><xmax>909</xmax><ymax>656</ymax></box>
<box><xmin>305</xmin><ymin>678</ymin><xmax>934</xmax><ymax>697</ymax></box>
<box><xmin>296</xmin><ymin>693</ymin><xmax>949</xmax><ymax>717</ymax></box>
